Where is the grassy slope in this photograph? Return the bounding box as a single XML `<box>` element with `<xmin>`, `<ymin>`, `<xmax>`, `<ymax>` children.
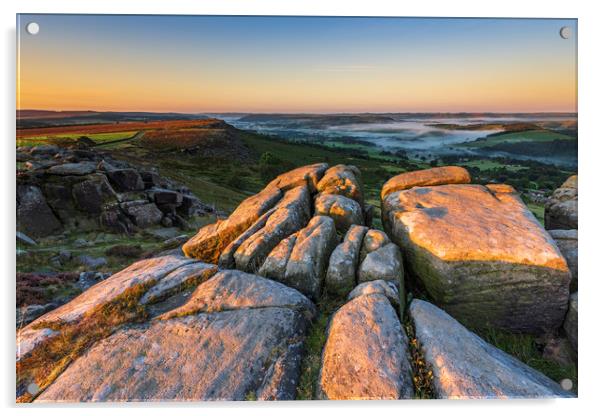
<box><xmin>17</xmin><ymin>131</ymin><xmax>137</xmax><ymax>147</ymax></box>
<box><xmin>464</xmin><ymin>129</ymin><xmax>575</xmax><ymax>148</ymax></box>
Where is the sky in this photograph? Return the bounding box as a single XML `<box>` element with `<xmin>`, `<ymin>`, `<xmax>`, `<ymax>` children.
<box><xmin>17</xmin><ymin>15</ymin><xmax>577</xmax><ymax>113</ymax></box>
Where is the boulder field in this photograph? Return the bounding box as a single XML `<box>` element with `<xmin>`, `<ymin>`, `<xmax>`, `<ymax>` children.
<box><xmin>16</xmin><ymin>164</ymin><xmax>576</xmax><ymax>401</ymax></box>
<box><xmin>381</xmin><ymin>167</ymin><xmax>571</xmax><ymax>334</ymax></box>
<box><xmin>17</xmin><ymin>145</ymin><xmax>213</xmax><ymax>238</ymax></box>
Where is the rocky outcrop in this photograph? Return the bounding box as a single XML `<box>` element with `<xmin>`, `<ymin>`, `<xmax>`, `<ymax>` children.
<box><xmin>18</xmin><ymin>255</ymin><xmax>316</xmax><ymax>402</ymax></box>
<box><xmin>563</xmin><ymin>292</ymin><xmax>578</xmax><ymax>351</ymax></box>
<box><xmin>549</xmin><ymin>229</ymin><xmax>578</xmax><ymax>290</ymax></box>
<box><xmin>281</xmin><ymin>216</ymin><xmax>339</xmax><ymax>300</ymax></box>
<box><xmin>233</xmin><ymin>186</ymin><xmax>311</xmax><ymax>272</ymax></box>
<box><xmin>347</xmin><ymin>280</ymin><xmax>401</xmax><ymax>308</ymax></box>
<box><xmin>357</xmin><ymin>243</ymin><xmax>403</xmax><ymax>287</ymax></box>
<box><xmin>409</xmin><ymin>299</ymin><xmax>574</xmax><ymax>399</ymax></box>
<box><xmin>16</xmin><ymin>145</ymin><xmax>212</xmax><ymax>238</ymax></box>
<box><xmin>314</xmin><ymin>193</ymin><xmax>364</xmax><ymax>233</ymax></box>
<box><xmin>359</xmin><ymin>229</ymin><xmax>390</xmax><ymax>263</ymax></box>
<box><xmin>316</xmin><ymin>164</ymin><xmax>364</xmax><ymax>205</ymax></box>
<box><xmin>545</xmin><ymin>175</ymin><xmax>578</xmax><ymax>230</ymax></box>
<box><xmin>325</xmin><ymin>225</ymin><xmax>368</xmax><ymax>296</ymax></box>
<box><xmin>35</xmin><ymin>272</ymin><xmax>315</xmax><ymax>402</ymax></box>
<box><xmin>382</xmin><ymin>168</ymin><xmax>571</xmax><ymax>333</ymax></box>
<box><xmin>318</xmin><ymin>289</ymin><xmax>413</xmax><ymax>400</ymax></box>
<box><xmin>17</xmin><ymin>185</ymin><xmax>62</xmax><ymax>237</ymax></box>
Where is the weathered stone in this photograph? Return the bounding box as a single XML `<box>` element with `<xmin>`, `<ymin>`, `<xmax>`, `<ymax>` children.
<box><xmin>316</xmin><ymin>164</ymin><xmax>363</xmax><ymax>205</ymax></box>
<box><xmin>314</xmin><ymin>193</ymin><xmax>364</xmax><ymax>233</ymax></box>
<box><xmin>140</xmin><ymin>262</ymin><xmax>218</xmax><ymax>304</ymax></box>
<box><xmin>183</xmin><ymin>186</ymin><xmax>282</xmax><ymax>263</ymax></box>
<box><xmin>37</xmin><ymin>308</ymin><xmax>309</xmax><ymax>401</ymax></box>
<box><xmin>359</xmin><ymin>229</ymin><xmax>390</xmax><ymax>263</ymax></box>
<box><xmin>347</xmin><ymin>280</ymin><xmax>400</xmax><ymax>308</ymax></box>
<box><xmin>319</xmin><ymin>294</ymin><xmax>413</xmax><ymax>400</ymax></box>
<box><xmin>17</xmin><ymin>327</ymin><xmax>59</xmax><ymax>361</ymax></box>
<box><xmin>75</xmin><ymin>255</ymin><xmax>107</xmax><ymax>270</ymax></box>
<box><xmin>106</xmin><ymin>168</ymin><xmax>145</xmax><ymax>192</ymax></box>
<box><xmin>177</xmin><ymin>194</ymin><xmax>209</xmax><ymax>217</ymax></box>
<box><xmin>549</xmin><ymin>229</ymin><xmax>578</xmax><ymax>290</ymax></box>
<box><xmin>218</xmin><ymin>208</ymin><xmax>277</xmax><ymax>269</ymax></box>
<box><xmin>563</xmin><ymin>292</ymin><xmax>578</xmax><ymax>351</ymax></box>
<box><xmin>29</xmin><ymin>144</ymin><xmax>59</xmax><ymax>157</ymax></box>
<box><xmin>325</xmin><ymin>225</ymin><xmax>368</xmax><ymax>296</ymax></box>
<box><xmin>283</xmin><ymin>216</ymin><xmax>339</xmax><ymax>300</ymax></box>
<box><xmin>122</xmin><ymin>201</ymin><xmax>164</xmax><ymax>228</ymax></box>
<box><xmin>266</xmin><ymin>163</ymin><xmax>328</xmax><ymax>193</ymax></box>
<box><xmin>17</xmin><ymin>303</ymin><xmax>57</xmax><ymax>327</ymax></box>
<box><xmin>381</xmin><ymin>166</ymin><xmax>471</xmax><ymax>200</ymax></box>
<box><xmin>22</xmin><ymin>255</ymin><xmax>196</xmax><ymax>328</ymax></box>
<box><xmin>234</xmin><ymin>186</ymin><xmax>311</xmax><ymax>272</ymax></box>
<box><xmin>409</xmin><ymin>299</ymin><xmax>573</xmax><ymax>398</ymax></box>
<box><xmin>152</xmin><ymin>188</ymin><xmax>183</xmax><ymax>206</ymax></box>
<box><xmin>257</xmin><ymin>233</ymin><xmax>297</xmax><ymax>281</ymax></box>
<box><xmin>357</xmin><ymin>243</ymin><xmax>404</xmax><ymax>287</ymax></box>
<box><xmin>545</xmin><ymin>175</ymin><xmax>578</xmax><ymax>230</ymax></box>
<box><xmin>383</xmin><ymin>182</ymin><xmax>571</xmax><ymax>333</ymax></box>
<box><xmin>72</xmin><ymin>174</ymin><xmax>117</xmax><ymax>214</ymax></box>
<box><xmin>17</xmin><ymin>185</ymin><xmax>62</xmax><ymax>237</ymax></box>
<box><xmin>46</xmin><ymin>162</ymin><xmax>97</xmax><ymax>176</ymax></box>
<box><xmin>161</xmin><ymin>270</ymin><xmax>316</xmax><ymax>320</ymax></box>
<box><xmin>36</xmin><ymin>271</ymin><xmax>315</xmax><ymax>401</ymax></box>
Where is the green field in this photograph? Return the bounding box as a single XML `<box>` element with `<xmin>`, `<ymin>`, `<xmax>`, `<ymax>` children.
<box><xmin>463</xmin><ymin>129</ymin><xmax>574</xmax><ymax>149</ymax></box>
<box><xmin>460</xmin><ymin>159</ymin><xmax>527</xmax><ymax>172</ymax></box>
<box><xmin>17</xmin><ymin>131</ymin><xmax>138</xmax><ymax>147</ymax></box>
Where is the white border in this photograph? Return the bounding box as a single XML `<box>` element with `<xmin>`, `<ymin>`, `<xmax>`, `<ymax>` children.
<box><xmin>2</xmin><ymin>1</ymin><xmax>600</xmax><ymax>415</ymax></box>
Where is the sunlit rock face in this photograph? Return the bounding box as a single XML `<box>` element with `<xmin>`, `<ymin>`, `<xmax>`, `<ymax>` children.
<box><xmin>409</xmin><ymin>299</ymin><xmax>574</xmax><ymax>399</ymax></box>
<box><xmin>36</xmin><ymin>272</ymin><xmax>315</xmax><ymax>402</ymax></box>
<box><xmin>545</xmin><ymin>175</ymin><xmax>578</xmax><ymax>230</ymax></box>
<box><xmin>382</xmin><ymin>169</ymin><xmax>571</xmax><ymax>333</ymax></box>
<box><xmin>314</xmin><ymin>193</ymin><xmax>364</xmax><ymax>233</ymax></box>
<box><xmin>381</xmin><ymin>166</ymin><xmax>471</xmax><ymax>200</ymax></box>
<box><xmin>318</xmin><ymin>291</ymin><xmax>414</xmax><ymax>400</ymax></box>
<box><xmin>316</xmin><ymin>164</ymin><xmax>364</xmax><ymax>205</ymax></box>
<box><xmin>183</xmin><ymin>163</ymin><xmax>329</xmax><ymax>263</ymax></box>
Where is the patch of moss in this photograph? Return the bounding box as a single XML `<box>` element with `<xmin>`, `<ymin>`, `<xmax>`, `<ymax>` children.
<box><xmin>16</xmin><ymin>280</ymin><xmax>155</xmax><ymax>402</ymax></box>
<box><xmin>404</xmin><ymin>318</ymin><xmax>435</xmax><ymax>399</ymax></box>
<box><xmin>295</xmin><ymin>295</ymin><xmax>345</xmax><ymax>400</ymax></box>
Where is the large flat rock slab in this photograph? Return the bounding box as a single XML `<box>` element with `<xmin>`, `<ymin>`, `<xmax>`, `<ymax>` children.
<box><xmin>382</xmin><ymin>180</ymin><xmax>571</xmax><ymax>333</ymax></box>
<box><xmin>319</xmin><ymin>293</ymin><xmax>414</xmax><ymax>400</ymax></box>
<box><xmin>409</xmin><ymin>299</ymin><xmax>573</xmax><ymax>399</ymax></box>
<box><xmin>36</xmin><ymin>307</ymin><xmax>309</xmax><ymax>402</ymax></box>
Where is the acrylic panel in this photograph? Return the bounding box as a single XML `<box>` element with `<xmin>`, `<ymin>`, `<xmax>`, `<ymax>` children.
<box><xmin>16</xmin><ymin>14</ymin><xmax>578</xmax><ymax>402</ymax></box>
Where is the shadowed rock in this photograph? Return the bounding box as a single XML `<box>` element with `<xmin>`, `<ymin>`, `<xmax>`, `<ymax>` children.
<box><xmin>314</xmin><ymin>193</ymin><xmax>364</xmax><ymax>233</ymax></box>
<box><xmin>381</xmin><ymin>166</ymin><xmax>471</xmax><ymax>200</ymax></box>
<box><xmin>17</xmin><ymin>185</ymin><xmax>62</xmax><ymax>237</ymax></box>
<box><xmin>382</xmin><ymin>179</ymin><xmax>571</xmax><ymax>333</ymax></box>
<box><xmin>409</xmin><ymin>299</ymin><xmax>574</xmax><ymax>398</ymax></box>
<box><xmin>549</xmin><ymin>229</ymin><xmax>578</xmax><ymax>290</ymax></box>
<box><xmin>564</xmin><ymin>292</ymin><xmax>578</xmax><ymax>351</ymax></box>
<box><xmin>257</xmin><ymin>233</ymin><xmax>297</xmax><ymax>282</ymax></box>
<box><xmin>357</xmin><ymin>243</ymin><xmax>404</xmax><ymax>291</ymax></box>
<box><xmin>545</xmin><ymin>175</ymin><xmax>577</xmax><ymax>230</ymax></box>
<box><xmin>325</xmin><ymin>225</ymin><xmax>368</xmax><ymax>296</ymax></box>
<box><xmin>47</xmin><ymin>162</ymin><xmax>97</xmax><ymax>176</ymax></box>
<box><xmin>319</xmin><ymin>294</ymin><xmax>414</xmax><ymax>400</ymax></box>
<box><xmin>182</xmin><ymin>186</ymin><xmax>283</xmax><ymax>263</ymax></box>
<box><xmin>234</xmin><ymin>186</ymin><xmax>311</xmax><ymax>272</ymax></box>
<box><xmin>283</xmin><ymin>216</ymin><xmax>339</xmax><ymax>300</ymax></box>
<box><xmin>359</xmin><ymin>229</ymin><xmax>390</xmax><ymax>263</ymax></box>
<box><xmin>36</xmin><ymin>271</ymin><xmax>315</xmax><ymax>402</ymax></box>
<box><xmin>316</xmin><ymin>164</ymin><xmax>364</xmax><ymax>205</ymax></box>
